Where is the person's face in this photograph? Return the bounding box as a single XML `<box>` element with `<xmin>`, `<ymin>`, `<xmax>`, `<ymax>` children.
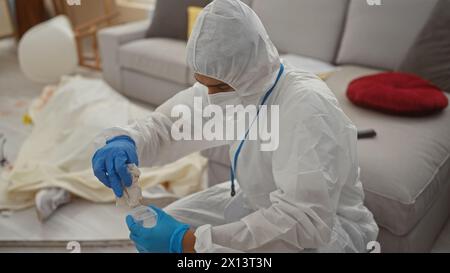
<box><xmin>194</xmin><ymin>73</ymin><xmax>235</xmax><ymax>95</ymax></box>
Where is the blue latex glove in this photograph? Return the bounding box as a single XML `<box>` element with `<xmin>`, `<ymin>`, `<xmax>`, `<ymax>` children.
<box><xmin>126</xmin><ymin>206</ymin><xmax>190</xmax><ymax>253</ymax></box>
<box><xmin>92</xmin><ymin>135</ymin><xmax>138</xmax><ymax>197</ymax></box>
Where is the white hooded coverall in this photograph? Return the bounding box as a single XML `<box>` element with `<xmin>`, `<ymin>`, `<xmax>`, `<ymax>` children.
<box><xmin>99</xmin><ymin>0</ymin><xmax>378</xmax><ymax>252</ymax></box>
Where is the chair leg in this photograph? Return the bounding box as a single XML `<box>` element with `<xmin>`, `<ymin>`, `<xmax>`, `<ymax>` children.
<box><xmin>93</xmin><ymin>33</ymin><xmax>101</xmax><ymax>70</ymax></box>
<box><xmin>75</xmin><ymin>34</ymin><xmax>84</xmax><ymax>67</ymax></box>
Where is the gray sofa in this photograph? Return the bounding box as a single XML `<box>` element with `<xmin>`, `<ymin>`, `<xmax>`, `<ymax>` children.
<box><xmin>98</xmin><ymin>0</ymin><xmax>450</xmax><ymax>252</ymax></box>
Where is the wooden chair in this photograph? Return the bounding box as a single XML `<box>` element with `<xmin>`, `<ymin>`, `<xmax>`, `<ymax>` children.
<box><xmin>52</xmin><ymin>0</ymin><xmax>119</xmax><ymax>70</ymax></box>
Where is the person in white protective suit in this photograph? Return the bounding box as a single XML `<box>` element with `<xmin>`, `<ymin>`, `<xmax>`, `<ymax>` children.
<box><xmin>92</xmin><ymin>0</ymin><xmax>378</xmax><ymax>253</ymax></box>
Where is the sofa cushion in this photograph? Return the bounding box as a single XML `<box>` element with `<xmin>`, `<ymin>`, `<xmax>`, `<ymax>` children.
<box><xmin>399</xmin><ymin>0</ymin><xmax>450</xmax><ymax>94</ymax></box>
<box><xmin>121</xmin><ymin>69</ymin><xmax>188</xmax><ymax>106</ymax></box>
<box><xmin>252</xmin><ymin>0</ymin><xmax>349</xmax><ymax>63</ymax></box>
<box><xmin>326</xmin><ymin>66</ymin><xmax>450</xmax><ymax>236</ymax></box>
<box><xmin>119</xmin><ymin>38</ymin><xmax>195</xmax><ymax>86</ymax></box>
<box><xmin>145</xmin><ymin>0</ymin><xmax>253</xmax><ymax>41</ymax></box>
<box><xmin>281</xmin><ymin>54</ymin><xmax>337</xmax><ymax>79</ymax></box>
<box><xmin>347</xmin><ymin>72</ymin><xmax>448</xmax><ymax>116</ymax></box>
<box><xmin>336</xmin><ymin>0</ymin><xmax>438</xmax><ymax>70</ymax></box>
<box><xmin>146</xmin><ymin>0</ymin><xmax>211</xmax><ymax>41</ymax></box>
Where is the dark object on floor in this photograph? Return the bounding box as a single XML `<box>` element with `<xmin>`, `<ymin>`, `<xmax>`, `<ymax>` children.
<box><xmin>398</xmin><ymin>0</ymin><xmax>450</xmax><ymax>94</ymax></box>
<box><xmin>347</xmin><ymin>72</ymin><xmax>448</xmax><ymax>116</ymax></box>
<box><xmin>357</xmin><ymin>129</ymin><xmax>377</xmax><ymax>140</ymax></box>
<box><xmin>0</xmin><ymin>134</ymin><xmax>9</xmax><ymax>167</ymax></box>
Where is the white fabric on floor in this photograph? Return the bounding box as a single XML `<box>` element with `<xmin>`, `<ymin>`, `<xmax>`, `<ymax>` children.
<box><xmin>0</xmin><ymin>76</ymin><xmax>207</xmax><ymax>210</ymax></box>
<box><xmin>0</xmin><ymin>97</ymin><xmax>32</xmax><ymax>164</ymax></box>
<box><xmin>0</xmin><ymin>96</ymin><xmax>33</xmax><ymax>211</ymax></box>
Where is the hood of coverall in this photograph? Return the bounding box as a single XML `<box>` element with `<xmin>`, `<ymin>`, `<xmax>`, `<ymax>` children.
<box><xmin>186</xmin><ymin>0</ymin><xmax>281</xmax><ymax>101</ymax></box>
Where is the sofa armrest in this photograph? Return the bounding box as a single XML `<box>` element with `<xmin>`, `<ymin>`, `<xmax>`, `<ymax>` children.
<box><xmin>99</xmin><ymin>20</ymin><xmax>150</xmax><ymax>91</ymax></box>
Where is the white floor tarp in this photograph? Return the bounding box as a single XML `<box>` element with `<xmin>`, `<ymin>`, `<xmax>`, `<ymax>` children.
<box><xmin>0</xmin><ymin>76</ymin><xmax>207</xmax><ymax>210</ymax></box>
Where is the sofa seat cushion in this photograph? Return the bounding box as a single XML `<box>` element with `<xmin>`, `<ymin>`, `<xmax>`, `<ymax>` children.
<box><xmin>281</xmin><ymin>54</ymin><xmax>338</xmax><ymax>81</ymax></box>
<box><xmin>347</xmin><ymin>72</ymin><xmax>448</xmax><ymax>116</ymax></box>
<box><xmin>119</xmin><ymin>38</ymin><xmax>195</xmax><ymax>85</ymax></box>
<box><xmin>281</xmin><ymin>54</ymin><xmax>337</xmax><ymax>75</ymax></box>
<box><xmin>325</xmin><ymin>66</ymin><xmax>450</xmax><ymax>236</ymax></box>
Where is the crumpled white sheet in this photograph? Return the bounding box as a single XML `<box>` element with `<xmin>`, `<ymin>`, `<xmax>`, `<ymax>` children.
<box><xmin>0</xmin><ymin>76</ymin><xmax>207</xmax><ymax>210</ymax></box>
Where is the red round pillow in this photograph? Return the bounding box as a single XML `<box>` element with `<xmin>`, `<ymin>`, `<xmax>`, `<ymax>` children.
<box><xmin>347</xmin><ymin>72</ymin><xmax>448</xmax><ymax>116</ymax></box>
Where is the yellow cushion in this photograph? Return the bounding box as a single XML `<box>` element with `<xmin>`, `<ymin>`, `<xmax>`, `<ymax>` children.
<box><xmin>187</xmin><ymin>6</ymin><xmax>204</xmax><ymax>38</ymax></box>
<box><xmin>22</xmin><ymin>113</ymin><xmax>33</xmax><ymax>125</ymax></box>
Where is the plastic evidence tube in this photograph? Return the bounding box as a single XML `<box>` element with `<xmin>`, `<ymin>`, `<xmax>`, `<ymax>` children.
<box><xmin>116</xmin><ymin>164</ymin><xmax>157</xmax><ymax>228</ymax></box>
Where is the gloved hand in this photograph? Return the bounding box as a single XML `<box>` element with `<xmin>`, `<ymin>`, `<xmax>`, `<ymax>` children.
<box><xmin>126</xmin><ymin>206</ymin><xmax>190</xmax><ymax>253</ymax></box>
<box><xmin>92</xmin><ymin>135</ymin><xmax>138</xmax><ymax>197</ymax></box>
